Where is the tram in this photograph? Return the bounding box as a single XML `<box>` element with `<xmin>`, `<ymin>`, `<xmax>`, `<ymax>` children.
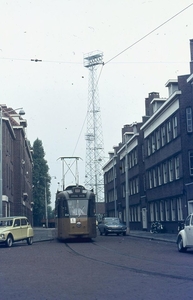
<box><xmin>55</xmin><ymin>185</ymin><xmax>97</xmax><ymax>240</ymax></box>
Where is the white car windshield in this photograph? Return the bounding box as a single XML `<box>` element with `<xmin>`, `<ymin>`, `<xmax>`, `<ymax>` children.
<box><xmin>105</xmin><ymin>219</ymin><xmax>120</xmax><ymax>225</ymax></box>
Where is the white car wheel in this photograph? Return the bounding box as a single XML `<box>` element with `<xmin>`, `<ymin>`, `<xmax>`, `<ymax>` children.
<box><xmin>6</xmin><ymin>235</ymin><xmax>13</xmax><ymax>247</ymax></box>
<box><xmin>27</xmin><ymin>237</ymin><xmax>33</xmax><ymax>245</ymax></box>
<box><xmin>177</xmin><ymin>236</ymin><xmax>187</xmax><ymax>252</ymax></box>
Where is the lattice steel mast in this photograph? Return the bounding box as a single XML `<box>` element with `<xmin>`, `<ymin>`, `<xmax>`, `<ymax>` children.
<box><xmin>84</xmin><ymin>51</ymin><xmax>105</xmax><ymax>202</ymax></box>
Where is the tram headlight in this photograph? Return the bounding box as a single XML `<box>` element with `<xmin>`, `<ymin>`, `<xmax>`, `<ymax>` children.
<box><xmin>76</xmin><ymin>221</ymin><xmax>82</xmax><ymax>228</ymax></box>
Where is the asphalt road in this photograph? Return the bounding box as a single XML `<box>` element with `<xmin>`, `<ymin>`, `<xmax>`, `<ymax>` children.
<box><xmin>0</xmin><ymin>233</ymin><xmax>192</xmax><ymax>300</ymax></box>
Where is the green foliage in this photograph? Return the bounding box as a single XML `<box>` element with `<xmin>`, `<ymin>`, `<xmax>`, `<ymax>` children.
<box><xmin>47</xmin><ymin>206</ymin><xmax>55</xmax><ymax>219</ymax></box>
<box><xmin>32</xmin><ymin>138</ymin><xmax>51</xmax><ymax>226</ymax></box>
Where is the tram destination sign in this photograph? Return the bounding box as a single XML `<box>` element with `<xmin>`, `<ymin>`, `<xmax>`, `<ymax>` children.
<box><xmin>69</xmin><ymin>194</ymin><xmax>86</xmax><ymax>198</ymax></box>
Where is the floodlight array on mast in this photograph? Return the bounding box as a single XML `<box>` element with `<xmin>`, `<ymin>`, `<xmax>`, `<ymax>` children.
<box><xmin>84</xmin><ymin>50</ymin><xmax>105</xmax><ymax>203</ymax></box>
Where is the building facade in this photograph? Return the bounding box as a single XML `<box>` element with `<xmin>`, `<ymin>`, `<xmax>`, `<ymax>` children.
<box><xmin>103</xmin><ymin>39</ymin><xmax>193</xmax><ymax>233</ymax></box>
<box><xmin>1</xmin><ymin>106</ymin><xmax>33</xmax><ymax>223</ymax></box>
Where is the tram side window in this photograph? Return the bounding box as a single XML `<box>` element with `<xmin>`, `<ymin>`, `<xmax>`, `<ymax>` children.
<box><xmin>58</xmin><ymin>199</ymin><xmax>69</xmax><ymax>218</ymax></box>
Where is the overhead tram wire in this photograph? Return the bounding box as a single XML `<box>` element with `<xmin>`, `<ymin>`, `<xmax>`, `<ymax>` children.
<box><xmin>1</xmin><ymin>2</ymin><xmax>192</xmax><ymax>67</ymax></box>
<box><xmin>2</xmin><ymin>3</ymin><xmax>193</xmax><ymax>163</ymax></box>
<box><xmin>0</xmin><ymin>57</ymin><xmax>82</xmax><ymax>64</ymax></box>
<box><xmin>71</xmin><ymin>2</ymin><xmax>193</xmax><ymax>171</ymax></box>
<box><xmin>104</xmin><ymin>2</ymin><xmax>193</xmax><ymax>65</ymax></box>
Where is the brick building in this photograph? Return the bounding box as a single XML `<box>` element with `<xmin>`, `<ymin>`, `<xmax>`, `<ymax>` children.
<box><xmin>103</xmin><ymin>39</ymin><xmax>193</xmax><ymax>233</ymax></box>
<box><xmin>1</xmin><ymin>106</ymin><xmax>33</xmax><ymax>223</ymax></box>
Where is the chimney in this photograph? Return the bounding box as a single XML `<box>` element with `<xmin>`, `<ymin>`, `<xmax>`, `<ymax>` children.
<box><xmin>145</xmin><ymin>92</ymin><xmax>160</xmax><ymax>117</ymax></box>
<box><xmin>190</xmin><ymin>39</ymin><xmax>193</xmax><ymax>74</ymax></box>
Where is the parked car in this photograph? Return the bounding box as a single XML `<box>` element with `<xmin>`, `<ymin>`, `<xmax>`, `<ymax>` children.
<box><xmin>98</xmin><ymin>217</ymin><xmax>127</xmax><ymax>236</ymax></box>
<box><xmin>0</xmin><ymin>216</ymin><xmax>34</xmax><ymax>247</ymax></box>
<box><xmin>177</xmin><ymin>213</ymin><xmax>193</xmax><ymax>252</ymax></box>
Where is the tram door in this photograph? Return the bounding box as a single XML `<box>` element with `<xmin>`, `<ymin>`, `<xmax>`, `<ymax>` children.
<box><xmin>142</xmin><ymin>208</ymin><xmax>147</xmax><ymax>230</ymax></box>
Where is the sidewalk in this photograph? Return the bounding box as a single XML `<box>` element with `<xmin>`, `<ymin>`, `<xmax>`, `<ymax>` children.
<box><xmin>33</xmin><ymin>227</ymin><xmax>56</xmax><ymax>242</ymax></box>
<box><xmin>129</xmin><ymin>230</ymin><xmax>177</xmax><ymax>243</ymax></box>
<box><xmin>33</xmin><ymin>228</ymin><xmax>177</xmax><ymax>243</ymax></box>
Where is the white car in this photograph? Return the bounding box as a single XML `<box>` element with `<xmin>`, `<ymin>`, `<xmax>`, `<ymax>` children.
<box><xmin>0</xmin><ymin>216</ymin><xmax>34</xmax><ymax>247</ymax></box>
<box><xmin>177</xmin><ymin>213</ymin><xmax>193</xmax><ymax>252</ymax></box>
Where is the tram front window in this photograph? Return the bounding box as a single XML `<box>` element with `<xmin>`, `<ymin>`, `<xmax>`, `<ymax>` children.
<box><xmin>68</xmin><ymin>200</ymin><xmax>88</xmax><ymax>217</ymax></box>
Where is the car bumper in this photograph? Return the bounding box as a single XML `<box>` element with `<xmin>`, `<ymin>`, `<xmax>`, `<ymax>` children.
<box><xmin>106</xmin><ymin>229</ymin><xmax>126</xmax><ymax>234</ymax></box>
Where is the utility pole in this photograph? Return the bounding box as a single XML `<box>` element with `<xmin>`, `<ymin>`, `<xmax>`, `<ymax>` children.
<box><xmin>45</xmin><ymin>178</ymin><xmax>48</xmax><ymax>228</ymax></box>
<box><xmin>125</xmin><ymin>141</ymin><xmax>130</xmax><ymax>234</ymax></box>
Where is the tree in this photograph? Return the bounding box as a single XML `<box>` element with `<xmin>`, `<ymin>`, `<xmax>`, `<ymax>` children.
<box><xmin>32</xmin><ymin>139</ymin><xmax>51</xmax><ymax>226</ymax></box>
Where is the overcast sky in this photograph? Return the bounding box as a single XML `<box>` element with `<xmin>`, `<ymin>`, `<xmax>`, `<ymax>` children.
<box><xmin>1</xmin><ymin>0</ymin><xmax>193</xmax><ymax>207</ymax></box>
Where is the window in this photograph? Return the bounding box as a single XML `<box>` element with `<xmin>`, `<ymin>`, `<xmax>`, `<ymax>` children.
<box><xmin>136</xmin><ymin>177</ymin><xmax>139</xmax><ymax>193</ymax></box>
<box><xmin>166</xmin><ymin>121</ymin><xmax>171</xmax><ymax>143</ymax></box>
<box><xmin>189</xmin><ymin>151</ymin><xmax>193</xmax><ymax>176</ymax></box>
<box><xmin>131</xmin><ymin>151</ymin><xmax>135</xmax><ymax>167</ymax></box>
<box><xmin>177</xmin><ymin>198</ymin><xmax>183</xmax><ymax>221</ymax></box>
<box><xmin>128</xmin><ymin>154</ymin><xmax>132</xmax><ymax>169</ymax></box>
<box><xmin>130</xmin><ymin>181</ymin><xmax>133</xmax><ymax>195</ymax></box>
<box><xmin>171</xmin><ymin>199</ymin><xmax>176</xmax><ymax>221</ymax></box>
<box><xmin>161</xmin><ymin>125</ymin><xmax>166</xmax><ymax>146</ymax></box>
<box><xmin>119</xmin><ymin>159</ymin><xmax>124</xmax><ymax>174</ymax></box>
<box><xmin>175</xmin><ymin>156</ymin><xmax>180</xmax><ymax>179</ymax></box>
<box><xmin>21</xmin><ymin>218</ymin><xmax>27</xmax><ymax>226</ymax></box>
<box><xmin>107</xmin><ymin>190</ymin><xmax>114</xmax><ymax>203</ymax></box>
<box><xmin>186</xmin><ymin>107</ymin><xmax>193</xmax><ymax>133</ymax></box>
<box><xmin>160</xmin><ymin>201</ymin><xmax>164</xmax><ymax>221</ymax></box>
<box><xmin>158</xmin><ymin>166</ymin><xmax>162</xmax><ymax>185</ymax></box>
<box><xmin>153</xmin><ymin>169</ymin><xmax>157</xmax><ymax>187</ymax></box>
<box><xmin>137</xmin><ymin>206</ymin><xmax>141</xmax><ymax>221</ymax></box>
<box><xmin>121</xmin><ymin>184</ymin><xmax>125</xmax><ymax>198</ymax></box>
<box><xmin>147</xmin><ymin>138</ymin><xmax>151</xmax><ymax>156</ymax></box>
<box><xmin>143</xmin><ymin>175</ymin><xmax>146</xmax><ymax>191</ymax></box>
<box><xmin>132</xmin><ymin>179</ymin><xmax>136</xmax><ymax>194</ymax></box>
<box><xmin>155</xmin><ymin>202</ymin><xmax>159</xmax><ymax>221</ymax></box>
<box><xmin>172</xmin><ymin>116</ymin><xmax>178</xmax><ymax>138</ymax></box>
<box><xmin>163</xmin><ymin>162</ymin><xmax>168</xmax><ymax>184</ymax></box>
<box><xmin>150</xmin><ymin>203</ymin><xmax>154</xmax><ymax>222</ymax></box>
<box><xmin>134</xmin><ymin>149</ymin><xmax>137</xmax><ymax>165</ymax></box>
<box><xmin>156</xmin><ymin>129</ymin><xmax>161</xmax><ymax>150</ymax></box>
<box><xmin>134</xmin><ymin>206</ymin><xmax>137</xmax><ymax>221</ymax></box>
<box><xmin>14</xmin><ymin>219</ymin><xmax>21</xmax><ymax>227</ymax></box>
<box><xmin>169</xmin><ymin>159</ymin><xmax>173</xmax><ymax>182</ymax></box>
<box><xmin>152</xmin><ymin>134</ymin><xmax>156</xmax><ymax>153</ymax></box>
<box><xmin>165</xmin><ymin>200</ymin><xmax>170</xmax><ymax>221</ymax></box>
<box><xmin>149</xmin><ymin>170</ymin><xmax>153</xmax><ymax>189</ymax></box>
<box><xmin>185</xmin><ymin>215</ymin><xmax>191</xmax><ymax>226</ymax></box>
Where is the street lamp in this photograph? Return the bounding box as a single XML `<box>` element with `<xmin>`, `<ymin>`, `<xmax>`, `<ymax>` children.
<box><xmin>44</xmin><ymin>178</ymin><xmax>48</xmax><ymax>228</ymax></box>
<box><xmin>0</xmin><ymin>106</ymin><xmax>25</xmax><ymax>217</ymax></box>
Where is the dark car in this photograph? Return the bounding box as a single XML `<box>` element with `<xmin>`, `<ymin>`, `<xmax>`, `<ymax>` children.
<box><xmin>98</xmin><ymin>217</ymin><xmax>127</xmax><ymax>236</ymax></box>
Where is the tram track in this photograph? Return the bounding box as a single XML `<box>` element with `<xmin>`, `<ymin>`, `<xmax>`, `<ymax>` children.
<box><xmin>64</xmin><ymin>238</ymin><xmax>193</xmax><ymax>282</ymax></box>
